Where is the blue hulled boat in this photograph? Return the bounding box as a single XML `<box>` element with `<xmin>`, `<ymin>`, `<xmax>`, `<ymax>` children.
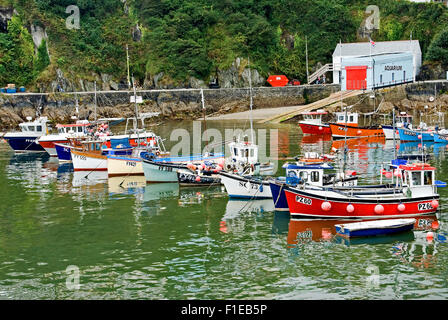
<box><xmin>335</xmin><ymin>218</ymin><xmax>416</xmax><ymax>238</ymax></box>
<box><xmin>398</xmin><ymin>127</ymin><xmax>433</xmax><ymax>142</ymax></box>
<box><xmin>3</xmin><ymin>117</ymin><xmax>49</xmax><ymax>153</ymax></box>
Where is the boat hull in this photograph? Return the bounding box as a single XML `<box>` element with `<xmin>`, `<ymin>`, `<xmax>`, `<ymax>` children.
<box><xmin>284</xmin><ymin>188</ymin><xmax>439</xmax><ymax>219</ymax></box>
<box><xmin>398</xmin><ymin>128</ymin><xmax>433</xmax><ymax>142</ymax></box>
<box><xmin>299</xmin><ymin>122</ymin><xmax>331</xmax><ymax>135</ymax></box>
<box><xmin>433</xmin><ymin>133</ymin><xmax>448</xmax><ymax>143</ymax></box>
<box><xmin>107</xmin><ymin>156</ymin><xmax>143</xmax><ymax>177</ymax></box>
<box><xmin>71</xmin><ymin>150</ymin><xmax>107</xmax><ymax>171</ymax></box>
<box><xmin>330</xmin><ymin>123</ymin><xmax>385</xmax><ymax>139</ymax></box>
<box><xmin>142</xmin><ymin>160</ymin><xmax>182</xmax><ymax>183</ymax></box>
<box><xmin>219</xmin><ymin>172</ymin><xmax>272</xmax><ymax>199</ymax></box>
<box><xmin>382</xmin><ymin>125</ymin><xmax>399</xmax><ymax>140</ymax></box>
<box><xmin>3</xmin><ymin>135</ymin><xmax>46</xmax><ymax>152</ymax></box>
<box><xmin>335</xmin><ymin>219</ymin><xmax>415</xmax><ymax>238</ymax></box>
<box><xmin>54</xmin><ymin>143</ymin><xmax>79</xmax><ymax>162</ymax></box>
<box><xmin>38</xmin><ymin>138</ymin><xmax>68</xmax><ymax>156</ymax></box>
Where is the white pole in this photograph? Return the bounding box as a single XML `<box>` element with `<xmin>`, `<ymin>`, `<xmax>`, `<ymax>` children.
<box><xmin>126</xmin><ymin>44</ymin><xmax>131</xmax><ymax>90</ymax></box>
<box><xmin>306</xmin><ymin>36</ymin><xmax>309</xmax><ymax>84</ymax></box>
<box><xmin>248</xmin><ymin>57</ymin><xmax>254</xmax><ymax>144</ymax></box>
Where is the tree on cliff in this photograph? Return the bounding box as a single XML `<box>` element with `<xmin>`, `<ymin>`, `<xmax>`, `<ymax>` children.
<box><xmin>0</xmin><ymin>15</ymin><xmax>35</xmax><ymax>86</ymax></box>
<box><xmin>427</xmin><ymin>27</ymin><xmax>448</xmax><ymax>65</ymax></box>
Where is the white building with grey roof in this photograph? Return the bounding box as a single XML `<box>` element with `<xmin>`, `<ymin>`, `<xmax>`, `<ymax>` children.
<box><xmin>332</xmin><ymin>40</ymin><xmax>422</xmax><ymax>86</ymax></box>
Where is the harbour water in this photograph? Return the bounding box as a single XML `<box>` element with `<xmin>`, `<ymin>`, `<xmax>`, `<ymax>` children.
<box><xmin>1</xmin><ymin>120</ymin><xmax>448</xmax><ymax>299</ymax></box>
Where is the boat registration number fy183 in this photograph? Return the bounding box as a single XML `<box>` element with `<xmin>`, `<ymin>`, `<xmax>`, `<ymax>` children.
<box><xmin>295</xmin><ymin>196</ymin><xmax>312</xmax><ymax>205</ymax></box>
<box><xmin>418</xmin><ymin>202</ymin><xmax>433</xmax><ymax>211</ymax></box>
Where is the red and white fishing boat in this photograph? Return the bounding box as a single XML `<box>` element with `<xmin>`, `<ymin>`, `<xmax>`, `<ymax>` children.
<box><xmin>299</xmin><ymin>111</ymin><xmax>359</xmax><ymax>135</ymax></box>
<box><xmin>285</xmin><ymin>162</ymin><xmax>440</xmax><ymax>220</ymax></box>
<box><xmin>298</xmin><ymin>110</ymin><xmax>331</xmax><ymax>135</ymax></box>
<box><xmin>38</xmin><ymin>120</ymin><xmax>91</xmax><ymax>157</ymax></box>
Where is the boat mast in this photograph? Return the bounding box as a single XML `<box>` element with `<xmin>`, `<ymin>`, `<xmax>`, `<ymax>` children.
<box><xmin>132</xmin><ymin>76</ymin><xmax>140</xmax><ymax>147</ymax></box>
<box><xmin>392</xmin><ymin>107</ymin><xmax>397</xmax><ymax>160</ymax></box>
<box><xmin>248</xmin><ymin>57</ymin><xmax>255</xmax><ymax>144</ymax></box>
<box><xmin>201</xmin><ymin>88</ymin><xmax>207</xmax><ymax>149</ymax></box>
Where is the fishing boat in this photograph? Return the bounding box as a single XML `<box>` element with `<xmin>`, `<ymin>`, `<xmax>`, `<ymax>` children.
<box><xmin>299</xmin><ymin>111</ymin><xmax>359</xmax><ymax>136</ymax></box>
<box><xmin>382</xmin><ymin>112</ymin><xmax>413</xmax><ymax>140</ymax></box>
<box><xmin>141</xmin><ymin>159</ymin><xmax>187</xmax><ymax>183</ymax></box>
<box><xmin>218</xmin><ymin>171</ymin><xmax>273</xmax><ymax>199</ymax></box>
<box><xmin>398</xmin><ymin>127</ymin><xmax>434</xmax><ymax>142</ymax></box>
<box><xmin>330</xmin><ymin>123</ymin><xmax>385</xmax><ymax>139</ymax></box>
<box><xmin>285</xmin><ymin>162</ymin><xmax>441</xmax><ymax>219</ymax></box>
<box><xmin>3</xmin><ymin>116</ymin><xmax>49</xmax><ymax>152</ymax></box>
<box><xmin>335</xmin><ymin>218</ymin><xmax>416</xmax><ymax>238</ymax></box>
<box><xmin>270</xmin><ymin>162</ymin><xmax>360</xmax><ymax>212</ymax></box>
<box><xmin>38</xmin><ymin>120</ymin><xmax>91</xmax><ymax>157</ymax></box>
<box><xmin>298</xmin><ymin>110</ymin><xmax>331</xmax><ymax>135</ymax></box>
<box><xmin>71</xmin><ymin>140</ymin><xmax>133</xmax><ymax>172</ymax></box>
<box><xmin>106</xmin><ymin>134</ymin><xmax>169</xmax><ymax>177</ymax></box>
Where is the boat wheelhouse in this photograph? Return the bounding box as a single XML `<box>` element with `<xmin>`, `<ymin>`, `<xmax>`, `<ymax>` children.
<box><xmin>38</xmin><ymin>120</ymin><xmax>90</xmax><ymax>157</ymax></box>
<box><xmin>382</xmin><ymin>112</ymin><xmax>413</xmax><ymax>140</ymax></box>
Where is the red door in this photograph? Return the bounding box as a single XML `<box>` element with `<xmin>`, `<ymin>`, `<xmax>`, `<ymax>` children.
<box><xmin>345</xmin><ymin>66</ymin><xmax>367</xmax><ymax>90</ymax></box>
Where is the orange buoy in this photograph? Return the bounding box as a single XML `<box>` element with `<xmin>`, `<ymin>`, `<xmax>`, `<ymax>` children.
<box><xmin>426</xmin><ymin>231</ymin><xmax>434</xmax><ymax>242</ymax></box>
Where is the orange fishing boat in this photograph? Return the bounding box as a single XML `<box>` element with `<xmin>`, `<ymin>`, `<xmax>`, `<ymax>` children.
<box><xmin>330</xmin><ymin>123</ymin><xmax>385</xmax><ymax>139</ymax></box>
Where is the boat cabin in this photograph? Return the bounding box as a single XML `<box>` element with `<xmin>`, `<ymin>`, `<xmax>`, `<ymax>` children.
<box><xmin>299</xmin><ymin>110</ymin><xmax>327</xmax><ymax>125</ymax></box>
<box><xmin>80</xmin><ymin>140</ymin><xmax>132</xmax><ymax>156</ymax></box>
<box><xmin>399</xmin><ymin>163</ymin><xmax>436</xmax><ymax>197</ymax></box>
<box><xmin>19</xmin><ymin>117</ymin><xmax>49</xmax><ymax>135</ymax></box>
<box><xmin>228</xmin><ymin>140</ymin><xmax>259</xmax><ymax>165</ymax></box>
<box><xmin>396</xmin><ymin>112</ymin><xmax>413</xmax><ymax>129</ymax></box>
<box><xmin>283</xmin><ymin>163</ymin><xmax>355</xmax><ymax>187</ymax></box>
<box><xmin>56</xmin><ymin>120</ymin><xmax>90</xmax><ymax>136</ymax></box>
<box><xmin>335</xmin><ymin>112</ymin><xmax>359</xmax><ymax>127</ymax></box>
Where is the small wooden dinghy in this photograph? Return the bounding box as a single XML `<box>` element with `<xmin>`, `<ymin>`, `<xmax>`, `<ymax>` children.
<box><xmin>335</xmin><ymin>218</ymin><xmax>416</xmax><ymax>238</ymax></box>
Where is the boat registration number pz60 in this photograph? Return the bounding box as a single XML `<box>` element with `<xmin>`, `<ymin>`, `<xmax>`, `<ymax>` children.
<box><xmin>418</xmin><ymin>202</ymin><xmax>433</xmax><ymax>211</ymax></box>
<box><xmin>295</xmin><ymin>196</ymin><xmax>312</xmax><ymax>205</ymax></box>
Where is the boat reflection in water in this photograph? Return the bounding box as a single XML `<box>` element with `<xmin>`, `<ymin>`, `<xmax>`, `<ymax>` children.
<box><xmin>220</xmin><ymin>199</ymin><xmax>275</xmax><ymax>234</ymax></box>
<box><xmin>272</xmin><ymin>211</ymin><xmax>290</xmax><ymax>236</ymax></box>
<box><xmin>108</xmin><ymin>175</ymin><xmax>179</xmax><ymax>201</ymax></box>
<box><xmin>287</xmin><ymin>215</ymin><xmax>440</xmax><ymax>247</ymax></box>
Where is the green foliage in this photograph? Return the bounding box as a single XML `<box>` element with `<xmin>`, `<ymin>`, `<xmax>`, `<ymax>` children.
<box><xmin>34</xmin><ymin>39</ymin><xmax>50</xmax><ymax>74</ymax></box>
<box><xmin>427</xmin><ymin>27</ymin><xmax>448</xmax><ymax>65</ymax></box>
<box><xmin>0</xmin><ymin>15</ymin><xmax>35</xmax><ymax>86</ymax></box>
<box><xmin>2</xmin><ymin>0</ymin><xmax>448</xmax><ymax>88</ymax></box>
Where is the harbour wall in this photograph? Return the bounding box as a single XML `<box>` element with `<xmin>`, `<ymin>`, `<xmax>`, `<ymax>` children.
<box><xmin>1</xmin><ymin>80</ymin><xmax>448</xmax><ymax>130</ymax></box>
<box><xmin>0</xmin><ymin>84</ymin><xmax>339</xmax><ymax>130</ymax></box>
